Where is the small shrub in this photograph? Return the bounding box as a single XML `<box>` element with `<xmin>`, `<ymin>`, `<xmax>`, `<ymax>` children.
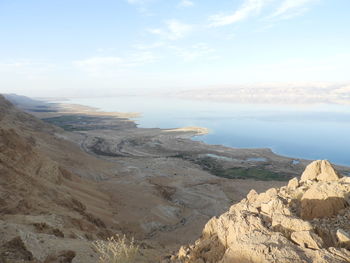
<box><xmin>92</xmin><ymin>235</ymin><xmax>139</xmax><ymax>263</ymax></box>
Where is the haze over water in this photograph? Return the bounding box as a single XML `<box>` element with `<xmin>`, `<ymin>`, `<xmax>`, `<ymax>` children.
<box><xmin>62</xmin><ymin>96</ymin><xmax>350</xmax><ymax>166</ymax></box>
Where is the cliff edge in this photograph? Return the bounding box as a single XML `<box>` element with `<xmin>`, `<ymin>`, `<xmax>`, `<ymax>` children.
<box><xmin>169</xmin><ymin>160</ymin><xmax>350</xmax><ymax>263</ymax></box>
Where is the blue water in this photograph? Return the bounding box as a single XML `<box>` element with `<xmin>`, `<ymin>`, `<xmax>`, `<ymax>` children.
<box><xmin>61</xmin><ymin>96</ymin><xmax>350</xmax><ymax>166</ymax></box>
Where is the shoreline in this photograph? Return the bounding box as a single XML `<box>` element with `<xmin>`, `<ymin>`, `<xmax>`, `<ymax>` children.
<box><xmin>48</xmin><ymin>97</ymin><xmax>350</xmax><ymax>168</ymax></box>
<box><xmin>25</xmin><ymin>98</ymin><xmax>350</xmax><ymax>172</ymax></box>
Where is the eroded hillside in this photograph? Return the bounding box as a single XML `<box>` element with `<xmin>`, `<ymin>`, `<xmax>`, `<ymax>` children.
<box><xmin>0</xmin><ymin>96</ymin><xmax>120</xmax><ymax>262</ymax></box>
<box><xmin>0</xmin><ymin>96</ymin><xmax>292</xmax><ymax>262</ymax></box>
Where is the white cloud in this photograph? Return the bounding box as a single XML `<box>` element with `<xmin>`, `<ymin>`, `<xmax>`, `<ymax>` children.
<box><xmin>73</xmin><ymin>52</ymin><xmax>157</xmax><ymax>75</ymax></box>
<box><xmin>73</xmin><ymin>57</ymin><xmax>123</xmax><ymax>72</ymax></box>
<box><xmin>209</xmin><ymin>0</ymin><xmax>271</xmax><ymax>27</ymax></box>
<box><xmin>170</xmin><ymin>43</ymin><xmax>217</xmax><ymax>61</ymax></box>
<box><xmin>270</xmin><ymin>0</ymin><xmax>318</xmax><ymax>19</ymax></box>
<box><xmin>148</xmin><ymin>20</ymin><xmax>193</xmax><ymax>40</ymax></box>
<box><xmin>129</xmin><ymin>51</ymin><xmax>158</xmax><ymax>65</ymax></box>
<box><xmin>209</xmin><ymin>0</ymin><xmax>318</xmax><ymax>27</ymax></box>
<box><xmin>178</xmin><ymin>0</ymin><xmax>194</xmax><ymax>7</ymax></box>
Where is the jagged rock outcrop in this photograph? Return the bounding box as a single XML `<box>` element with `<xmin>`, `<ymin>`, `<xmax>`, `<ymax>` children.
<box><xmin>169</xmin><ymin>160</ymin><xmax>350</xmax><ymax>263</ymax></box>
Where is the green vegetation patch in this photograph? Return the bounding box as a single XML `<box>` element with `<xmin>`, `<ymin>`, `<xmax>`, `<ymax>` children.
<box><xmin>42</xmin><ymin>115</ymin><xmax>135</xmax><ymax>131</ymax></box>
<box><xmin>42</xmin><ymin>115</ymin><xmax>109</xmax><ymax>131</ymax></box>
<box><xmin>214</xmin><ymin>167</ymin><xmax>287</xmax><ymax>181</ymax></box>
<box><xmin>175</xmin><ymin>155</ymin><xmax>289</xmax><ymax>181</ymax></box>
<box><xmin>43</xmin><ymin>115</ymin><xmax>84</xmax><ymax>129</ymax></box>
<box><xmin>43</xmin><ymin>115</ymin><xmax>96</xmax><ymax>123</ymax></box>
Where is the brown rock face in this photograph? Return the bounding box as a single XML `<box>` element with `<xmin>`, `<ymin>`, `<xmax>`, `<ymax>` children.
<box><xmin>170</xmin><ymin>160</ymin><xmax>350</xmax><ymax>263</ymax></box>
<box><xmin>301</xmin><ymin>183</ymin><xmax>348</xmax><ymax>219</ymax></box>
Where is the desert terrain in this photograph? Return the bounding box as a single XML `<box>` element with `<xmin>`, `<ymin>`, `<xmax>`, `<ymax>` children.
<box><xmin>1</xmin><ymin>94</ymin><xmax>350</xmax><ymax>262</ymax></box>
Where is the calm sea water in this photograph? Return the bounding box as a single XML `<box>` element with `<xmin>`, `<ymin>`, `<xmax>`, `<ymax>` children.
<box><xmin>61</xmin><ymin>96</ymin><xmax>350</xmax><ymax>166</ymax></box>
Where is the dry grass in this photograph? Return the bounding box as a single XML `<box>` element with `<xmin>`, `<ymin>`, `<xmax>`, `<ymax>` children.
<box><xmin>92</xmin><ymin>235</ymin><xmax>139</xmax><ymax>263</ymax></box>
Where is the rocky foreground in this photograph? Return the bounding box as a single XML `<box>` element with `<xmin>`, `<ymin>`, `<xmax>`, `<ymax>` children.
<box><xmin>168</xmin><ymin>160</ymin><xmax>350</xmax><ymax>263</ymax></box>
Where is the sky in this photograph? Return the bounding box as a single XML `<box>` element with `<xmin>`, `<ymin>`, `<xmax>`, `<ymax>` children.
<box><xmin>0</xmin><ymin>0</ymin><xmax>350</xmax><ymax>97</ymax></box>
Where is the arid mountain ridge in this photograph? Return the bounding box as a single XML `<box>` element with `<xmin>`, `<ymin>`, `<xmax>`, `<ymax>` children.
<box><xmin>0</xmin><ymin>95</ymin><xmax>122</xmax><ymax>262</ymax></box>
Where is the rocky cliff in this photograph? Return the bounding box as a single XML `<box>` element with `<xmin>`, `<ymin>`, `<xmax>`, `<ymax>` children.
<box><xmin>170</xmin><ymin>160</ymin><xmax>350</xmax><ymax>263</ymax></box>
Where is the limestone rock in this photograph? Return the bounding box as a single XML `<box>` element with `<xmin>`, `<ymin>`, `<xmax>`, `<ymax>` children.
<box><xmin>266</xmin><ymin>188</ymin><xmax>278</xmax><ymax>198</ymax></box>
<box><xmin>272</xmin><ymin>214</ymin><xmax>313</xmax><ymax>232</ymax></box>
<box><xmin>246</xmin><ymin>189</ymin><xmax>258</xmax><ymax>203</ymax></box>
<box><xmin>261</xmin><ymin>198</ymin><xmax>289</xmax><ymax>217</ymax></box>
<box><xmin>172</xmin><ymin>160</ymin><xmax>350</xmax><ymax>263</ymax></box>
<box><xmin>178</xmin><ymin>246</ymin><xmax>188</xmax><ymax>259</ymax></box>
<box><xmin>300</xmin><ymin>160</ymin><xmax>322</xmax><ymax>181</ymax></box>
<box><xmin>317</xmin><ymin>160</ymin><xmax>341</xmax><ymax>181</ymax></box>
<box><xmin>287</xmin><ymin>177</ymin><xmax>299</xmax><ymax>189</ymax></box>
<box><xmin>301</xmin><ymin>160</ymin><xmax>341</xmax><ymax>182</ymax></box>
<box><xmin>291</xmin><ymin>231</ymin><xmax>324</xmax><ymax>249</ymax></box>
<box><xmin>301</xmin><ymin>182</ymin><xmax>348</xmax><ymax>219</ymax></box>
<box><xmin>251</xmin><ymin>188</ymin><xmax>278</xmax><ymax>208</ymax></box>
<box><xmin>202</xmin><ymin>217</ymin><xmax>218</xmax><ymax>238</ymax></box>
<box><xmin>337</xmin><ymin>229</ymin><xmax>350</xmax><ymax>247</ymax></box>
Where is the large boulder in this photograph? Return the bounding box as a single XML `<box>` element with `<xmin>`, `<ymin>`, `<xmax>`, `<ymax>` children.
<box><xmin>301</xmin><ymin>182</ymin><xmax>348</xmax><ymax>219</ymax></box>
<box><xmin>300</xmin><ymin>160</ymin><xmax>341</xmax><ymax>182</ymax></box>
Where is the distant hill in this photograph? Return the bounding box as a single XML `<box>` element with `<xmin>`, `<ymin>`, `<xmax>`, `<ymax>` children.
<box><xmin>170</xmin><ymin>83</ymin><xmax>350</xmax><ymax>104</ymax></box>
<box><xmin>4</xmin><ymin>93</ymin><xmax>48</xmax><ymax>107</ymax></box>
<box><xmin>3</xmin><ymin>93</ymin><xmax>59</xmax><ymax>113</ymax></box>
